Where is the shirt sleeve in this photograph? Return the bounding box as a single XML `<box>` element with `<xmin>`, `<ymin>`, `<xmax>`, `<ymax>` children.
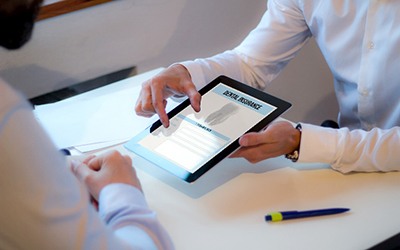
<box><xmin>180</xmin><ymin>0</ymin><xmax>311</xmax><ymax>90</ymax></box>
<box><xmin>298</xmin><ymin>123</ymin><xmax>400</xmax><ymax>173</ymax></box>
<box><xmin>99</xmin><ymin>184</ymin><xmax>174</xmax><ymax>250</ymax></box>
<box><xmin>0</xmin><ymin>81</ymin><xmax>173</xmax><ymax>250</ymax></box>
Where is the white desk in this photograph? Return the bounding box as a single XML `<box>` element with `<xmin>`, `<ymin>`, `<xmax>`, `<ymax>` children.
<box><xmin>65</xmin><ymin>69</ymin><xmax>400</xmax><ymax>250</ymax></box>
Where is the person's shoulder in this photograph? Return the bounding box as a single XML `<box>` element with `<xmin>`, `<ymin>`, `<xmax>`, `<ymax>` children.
<box><xmin>269</xmin><ymin>0</ymin><xmax>316</xmax><ymax>13</ymax></box>
<box><xmin>0</xmin><ymin>78</ymin><xmax>26</xmax><ymax>113</ymax></box>
<box><xmin>270</xmin><ymin>0</ymin><xmax>300</xmax><ymax>7</ymax></box>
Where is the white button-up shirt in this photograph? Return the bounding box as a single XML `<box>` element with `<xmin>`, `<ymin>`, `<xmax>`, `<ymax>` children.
<box><xmin>181</xmin><ymin>0</ymin><xmax>400</xmax><ymax>172</ymax></box>
<box><xmin>0</xmin><ymin>80</ymin><xmax>174</xmax><ymax>249</ymax></box>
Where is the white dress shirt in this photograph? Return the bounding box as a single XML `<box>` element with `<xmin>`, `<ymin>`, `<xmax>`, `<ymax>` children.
<box><xmin>0</xmin><ymin>79</ymin><xmax>174</xmax><ymax>249</ymax></box>
<box><xmin>180</xmin><ymin>0</ymin><xmax>400</xmax><ymax>172</ymax></box>
<box><xmin>300</xmin><ymin>123</ymin><xmax>400</xmax><ymax>173</ymax></box>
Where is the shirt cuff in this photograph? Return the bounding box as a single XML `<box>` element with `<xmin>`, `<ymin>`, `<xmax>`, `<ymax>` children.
<box><xmin>179</xmin><ymin>61</ymin><xmax>208</xmax><ymax>89</ymax></box>
<box><xmin>98</xmin><ymin>183</ymin><xmax>148</xmax><ymax>220</ymax></box>
<box><xmin>298</xmin><ymin>123</ymin><xmax>338</xmax><ymax>165</ymax></box>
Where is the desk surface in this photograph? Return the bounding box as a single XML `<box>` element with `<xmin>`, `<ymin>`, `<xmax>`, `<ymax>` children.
<box><xmin>124</xmin><ymin>146</ymin><xmax>400</xmax><ymax>250</ymax></box>
<box><xmin>74</xmin><ymin>69</ymin><xmax>400</xmax><ymax>250</ymax></box>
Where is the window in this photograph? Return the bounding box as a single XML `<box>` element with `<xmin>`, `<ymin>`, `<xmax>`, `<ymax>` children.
<box><xmin>38</xmin><ymin>0</ymin><xmax>113</xmax><ymax>21</ymax></box>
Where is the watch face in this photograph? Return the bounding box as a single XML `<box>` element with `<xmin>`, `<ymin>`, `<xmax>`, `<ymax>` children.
<box><xmin>285</xmin><ymin>124</ymin><xmax>301</xmax><ymax>162</ymax></box>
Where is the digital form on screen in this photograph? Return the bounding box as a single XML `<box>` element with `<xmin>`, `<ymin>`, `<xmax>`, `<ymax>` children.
<box><xmin>137</xmin><ymin>83</ymin><xmax>277</xmax><ymax>173</ymax></box>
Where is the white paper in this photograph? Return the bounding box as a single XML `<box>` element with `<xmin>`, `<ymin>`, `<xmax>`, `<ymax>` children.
<box><xmin>34</xmin><ymin>85</ymin><xmax>180</xmax><ymax>150</ymax></box>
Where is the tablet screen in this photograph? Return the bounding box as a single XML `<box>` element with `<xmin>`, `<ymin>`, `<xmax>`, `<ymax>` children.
<box><xmin>125</xmin><ymin>75</ymin><xmax>291</xmax><ymax>182</ymax></box>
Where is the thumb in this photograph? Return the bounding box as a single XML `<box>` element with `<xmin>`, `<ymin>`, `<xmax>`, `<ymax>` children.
<box><xmin>238</xmin><ymin>132</ymin><xmax>263</xmax><ymax>147</ymax></box>
<box><xmin>70</xmin><ymin>159</ymin><xmax>93</xmax><ymax>181</ymax></box>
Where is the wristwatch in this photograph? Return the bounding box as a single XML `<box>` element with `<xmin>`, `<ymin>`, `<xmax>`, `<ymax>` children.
<box><xmin>285</xmin><ymin>123</ymin><xmax>302</xmax><ymax>162</ymax></box>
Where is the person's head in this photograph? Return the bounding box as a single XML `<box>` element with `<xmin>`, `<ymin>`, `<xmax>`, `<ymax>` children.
<box><xmin>0</xmin><ymin>0</ymin><xmax>43</xmax><ymax>50</ymax></box>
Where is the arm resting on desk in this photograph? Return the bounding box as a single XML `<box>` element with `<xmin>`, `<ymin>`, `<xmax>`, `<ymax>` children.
<box><xmin>299</xmin><ymin>123</ymin><xmax>400</xmax><ymax>173</ymax></box>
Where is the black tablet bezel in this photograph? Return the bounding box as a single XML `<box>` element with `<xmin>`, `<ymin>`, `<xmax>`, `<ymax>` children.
<box><xmin>125</xmin><ymin>75</ymin><xmax>291</xmax><ymax>182</ymax></box>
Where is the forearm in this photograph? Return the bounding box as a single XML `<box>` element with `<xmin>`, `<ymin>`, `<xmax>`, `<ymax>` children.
<box><xmin>299</xmin><ymin>124</ymin><xmax>400</xmax><ymax>173</ymax></box>
<box><xmin>99</xmin><ymin>184</ymin><xmax>174</xmax><ymax>250</ymax></box>
<box><xmin>180</xmin><ymin>50</ymin><xmax>247</xmax><ymax>89</ymax></box>
<box><xmin>180</xmin><ymin>0</ymin><xmax>311</xmax><ymax>92</ymax></box>
<box><xmin>180</xmin><ymin>48</ymin><xmax>289</xmax><ymax>91</ymax></box>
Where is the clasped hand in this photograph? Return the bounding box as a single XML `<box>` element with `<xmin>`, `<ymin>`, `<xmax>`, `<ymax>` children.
<box><xmin>69</xmin><ymin>150</ymin><xmax>142</xmax><ymax>205</ymax></box>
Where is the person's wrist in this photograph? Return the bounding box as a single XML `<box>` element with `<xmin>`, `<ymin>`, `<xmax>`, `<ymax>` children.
<box><xmin>171</xmin><ymin>63</ymin><xmax>191</xmax><ymax>79</ymax></box>
<box><xmin>285</xmin><ymin>123</ymin><xmax>302</xmax><ymax>162</ymax></box>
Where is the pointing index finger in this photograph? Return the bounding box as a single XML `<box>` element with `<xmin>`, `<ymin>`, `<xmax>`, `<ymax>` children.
<box><xmin>151</xmin><ymin>84</ymin><xmax>170</xmax><ymax>128</ymax></box>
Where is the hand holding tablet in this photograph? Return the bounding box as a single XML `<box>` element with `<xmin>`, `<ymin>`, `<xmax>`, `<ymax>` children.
<box><xmin>125</xmin><ymin>75</ymin><xmax>291</xmax><ymax>182</ymax></box>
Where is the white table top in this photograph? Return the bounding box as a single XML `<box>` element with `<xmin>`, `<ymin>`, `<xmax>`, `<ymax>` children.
<box><xmin>71</xmin><ymin>68</ymin><xmax>400</xmax><ymax>250</ymax></box>
<box><xmin>117</xmin><ymin>144</ymin><xmax>400</xmax><ymax>250</ymax></box>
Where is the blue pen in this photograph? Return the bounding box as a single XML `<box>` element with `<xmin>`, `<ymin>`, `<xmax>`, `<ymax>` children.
<box><xmin>265</xmin><ymin>208</ymin><xmax>350</xmax><ymax>222</ymax></box>
<box><xmin>60</xmin><ymin>148</ymin><xmax>71</xmax><ymax>156</ymax></box>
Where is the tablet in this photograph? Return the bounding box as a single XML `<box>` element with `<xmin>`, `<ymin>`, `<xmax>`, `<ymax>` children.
<box><xmin>125</xmin><ymin>75</ymin><xmax>291</xmax><ymax>182</ymax></box>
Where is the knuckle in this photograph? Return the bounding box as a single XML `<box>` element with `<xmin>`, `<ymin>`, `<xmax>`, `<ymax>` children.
<box><xmin>124</xmin><ymin>155</ymin><xmax>132</xmax><ymax>165</ymax></box>
<box><xmin>134</xmin><ymin>104</ymin><xmax>142</xmax><ymax>114</ymax></box>
<box><xmin>141</xmin><ymin>79</ymin><xmax>152</xmax><ymax>88</ymax></box>
<box><xmin>247</xmin><ymin>152</ymin><xmax>263</xmax><ymax>164</ymax></box>
<box><xmin>248</xmin><ymin>157</ymin><xmax>261</xmax><ymax>164</ymax></box>
<box><xmin>79</xmin><ymin>169</ymin><xmax>94</xmax><ymax>183</ymax></box>
<box><xmin>139</xmin><ymin>101</ymin><xmax>156</xmax><ymax>114</ymax></box>
<box><xmin>108</xmin><ymin>150</ymin><xmax>122</xmax><ymax>158</ymax></box>
<box><xmin>81</xmin><ymin>172</ymin><xmax>94</xmax><ymax>184</ymax></box>
<box><xmin>150</xmin><ymin>76</ymin><xmax>165</xmax><ymax>88</ymax></box>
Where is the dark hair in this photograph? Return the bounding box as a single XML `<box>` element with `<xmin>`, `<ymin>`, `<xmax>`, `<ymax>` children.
<box><xmin>0</xmin><ymin>0</ymin><xmax>43</xmax><ymax>50</ymax></box>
